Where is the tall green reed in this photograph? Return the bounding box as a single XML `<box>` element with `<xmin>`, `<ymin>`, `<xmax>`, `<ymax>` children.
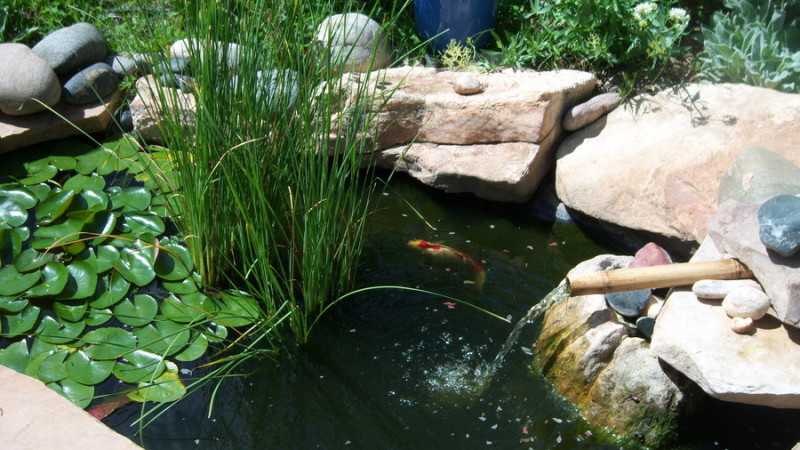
<box><xmin>136</xmin><ymin>0</ymin><xmax>403</xmax><ymax>345</ymax></box>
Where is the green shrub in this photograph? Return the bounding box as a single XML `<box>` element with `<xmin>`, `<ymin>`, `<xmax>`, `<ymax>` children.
<box><xmin>699</xmin><ymin>0</ymin><xmax>800</xmax><ymax>92</ymax></box>
<box><xmin>491</xmin><ymin>0</ymin><xmax>691</xmax><ymax>72</ymax></box>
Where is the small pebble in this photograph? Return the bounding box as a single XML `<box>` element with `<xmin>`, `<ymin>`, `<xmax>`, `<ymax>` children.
<box><xmin>722</xmin><ymin>286</ymin><xmax>771</xmax><ymax>320</ymax></box>
<box><xmin>692</xmin><ymin>279</ymin><xmax>762</xmax><ymax>300</ymax></box>
<box><xmin>453</xmin><ymin>74</ymin><xmax>484</xmax><ymax>95</ymax></box>
<box><xmin>643</xmin><ymin>295</ymin><xmax>664</xmax><ymax>319</ymax></box>
<box><xmin>731</xmin><ymin>316</ymin><xmax>756</xmax><ymax>335</ymax></box>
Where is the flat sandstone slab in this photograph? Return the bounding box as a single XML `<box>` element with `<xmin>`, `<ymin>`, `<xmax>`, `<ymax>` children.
<box><xmin>0</xmin><ymin>90</ymin><xmax>121</xmax><ymax>154</ymax></box>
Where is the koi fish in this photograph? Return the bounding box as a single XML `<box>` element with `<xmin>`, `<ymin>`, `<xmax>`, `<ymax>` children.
<box><xmin>407</xmin><ymin>239</ymin><xmax>486</xmax><ymax>290</ymax></box>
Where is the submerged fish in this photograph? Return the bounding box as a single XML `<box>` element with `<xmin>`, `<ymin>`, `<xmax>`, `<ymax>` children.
<box><xmin>407</xmin><ymin>239</ymin><xmax>486</xmax><ymax>290</ymax></box>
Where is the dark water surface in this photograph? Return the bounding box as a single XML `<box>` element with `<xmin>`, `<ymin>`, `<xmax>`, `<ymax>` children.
<box><xmin>109</xmin><ymin>176</ymin><xmax>800</xmax><ymax>450</ymax></box>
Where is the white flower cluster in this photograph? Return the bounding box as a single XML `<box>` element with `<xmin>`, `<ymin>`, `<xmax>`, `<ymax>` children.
<box><xmin>668</xmin><ymin>7</ymin><xmax>690</xmax><ymax>29</ymax></box>
<box><xmin>633</xmin><ymin>2</ymin><xmax>657</xmax><ymax>25</ymax></box>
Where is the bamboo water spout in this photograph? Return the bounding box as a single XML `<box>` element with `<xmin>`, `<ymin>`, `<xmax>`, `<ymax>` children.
<box><xmin>565</xmin><ymin>258</ymin><xmax>754</xmax><ymax>296</ymax></box>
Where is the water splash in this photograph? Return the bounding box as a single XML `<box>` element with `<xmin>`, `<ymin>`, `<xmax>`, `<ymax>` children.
<box><xmin>482</xmin><ymin>284</ymin><xmax>571</xmax><ymax>385</ymax></box>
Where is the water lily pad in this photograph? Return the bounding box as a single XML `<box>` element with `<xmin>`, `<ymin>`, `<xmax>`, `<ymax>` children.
<box><xmin>122</xmin><ymin>212</ymin><xmax>165</xmax><ymax>236</ymax></box>
<box><xmin>77</xmin><ymin>189</ymin><xmax>110</xmax><ymax>213</ymax></box>
<box><xmin>95</xmin><ymin>245</ymin><xmax>121</xmax><ymax>272</ymax></box>
<box><xmin>37</xmin><ymin>349</ymin><xmax>69</xmax><ymax>383</ymax></box>
<box><xmin>53</xmin><ymin>299</ymin><xmax>88</xmax><ymax>322</ymax></box>
<box><xmin>75</xmin><ymin>146</ymin><xmax>123</xmax><ymax>175</ymax></box>
<box><xmin>85</xmin><ymin>307</ymin><xmax>112</xmax><ymax>326</ymax></box>
<box><xmin>63</xmin><ymin>174</ymin><xmax>106</xmax><ymax>192</ymax></box>
<box><xmin>66</xmin><ymin>349</ymin><xmax>113</xmax><ymax>385</ymax></box>
<box><xmin>174</xmin><ymin>332</ymin><xmax>208</xmax><ymax>362</ymax></box>
<box><xmin>0</xmin><ymin>340</ymin><xmax>30</xmax><ymax>373</ymax></box>
<box><xmin>83</xmin><ymin>328</ymin><xmax>137</xmax><ymax>360</ymax></box>
<box><xmin>14</xmin><ymin>247</ymin><xmax>55</xmax><ymax>272</ymax></box>
<box><xmin>133</xmin><ymin>320</ymin><xmax>190</xmax><ymax>356</ymax></box>
<box><xmin>51</xmin><ymin>378</ymin><xmax>94</xmax><ymax>409</ymax></box>
<box><xmin>113</xmin><ymin>349</ymin><xmax>166</xmax><ymax>383</ymax></box>
<box><xmin>0</xmin><ymin>265</ymin><xmax>40</xmax><ymax>296</ymax></box>
<box><xmin>36</xmin><ymin>189</ymin><xmax>77</xmax><ymax>225</ymax></box>
<box><xmin>0</xmin><ymin>295</ymin><xmax>28</xmax><ymax>313</ymax></box>
<box><xmin>109</xmin><ymin>186</ymin><xmax>151</xmax><ymax>211</ymax></box>
<box><xmin>24</xmin><ymin>349</ymin><xmax>53</xmax><ymax>378</ymax></box>
<box><xmin>215</xmin><ymin>290</ymin><xmax>261</xmax><ymax>327</ymax></box>
<box><xmin>163</xmin><ymin>276</ymin><xmax>199</xmax><ymax>294</ymax></box>
<box><xmin>113</xmin><ymin>294</ymin><xmax>158</xmax><ymax>327</ymax></box>
<box><xmin>201</xmin><ymin>322</ymin><xmax>228</xmax><ymax>343</ymax></box>
<box><xmin>0</xmin><ymin>184</ymin><xmax>37</xmax><ymax>209</ymax></box>
<box><xmin>19</xmin><ymin>164</ymin><xmax>58</xmax><ymax>185</ymax></box>
<box><xmin>128</xmin><ymin>370</ymin><xmax>186</xmax><ymax>403</ymax></box>
<box><xmin>26</xmin><ymin>262</ymin><xmax>69</xmax><ymax>297</ymax></box>
<box><xmin>0</xmin><ymin>196</ymin><xmax>28</xmax><ymax>228</ymax></box>
<box><xmin>88</xmin><ymin>272</ymin><xmax>130</xmax><ymax>308</ymax></box>
<box><xmin>2</xmin><ymin>303</ymin><xmax>41</xmax><ymax>337</ymax></box>
<box><xmin>82</xmin><ymin>210</ymin><xmax>116</xmax><ymax>244</ymax></box>
<box><xmin>36</xmin><ymin>315</ymin><xmax>85</xmax><ymax>345</ymax></box>
<box><xmin>56</xmin><ymin>261</ymin><xmax>98</xmax><ymax>300</ymax></box>
<box><xmin>161</xmin><ymin>293</ymin><xmax>208</xmax><ymax>323</ymax></box>
<box><xmin>154</xmin><ymin>243</ymin><xmax>193</xmax><ymax>281</ymax></box>
<box><xmin>112</xmin><ymin>248</ymin><xmax>156</xmax><ymax>286</ymax></box>
<box><xmin>31</xmin><ymin>216</ymin><xmax>85</xmax><ymax>250</ymax></box>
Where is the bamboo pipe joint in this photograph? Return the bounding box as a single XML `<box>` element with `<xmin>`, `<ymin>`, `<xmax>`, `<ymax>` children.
<box><xmin>565</xmin><ymin>258</ymin><xmax>754</xmax><ymax>296</ymax></box>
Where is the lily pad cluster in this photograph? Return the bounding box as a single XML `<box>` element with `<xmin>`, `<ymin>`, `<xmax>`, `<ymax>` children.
<box><xmin>0</xmin><ymin>136</ymin><xmax>259</xmax><ymax>409</ymax></box>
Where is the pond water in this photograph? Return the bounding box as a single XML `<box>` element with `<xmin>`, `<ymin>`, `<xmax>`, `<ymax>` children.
<box><xmin>106</xmin><ymin>174</ymin><xmax>800</xmax><ymax>449</ymax></box>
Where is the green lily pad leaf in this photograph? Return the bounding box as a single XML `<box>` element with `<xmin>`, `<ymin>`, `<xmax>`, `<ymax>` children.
<box><xmin>0</xmin><ymin>340</ymin><xmax>30</xmax><ymax>373</ymax></box>
<box><xmin>77</xmin><ymin>189</ymin><xmax>109</xmax><ymax>213</ymax></box>
<box><xmin>112</xmin><ymin>248</ymin><xmax>156</xmax><ymax>287</ymax></box>
<box><xmin>113</xmin><ymin>294</ymin><xmax>157</xmax><ymax>327</ymax></box>
<box><xmin>163</xmin><ymin>276</ymin><xmax>199</xmax><ymax>295</ymax></box>
<box><xmin>1</xmin><ymin>226</ymin><xmax>28</xmax><ymax>266</ymax></box>
<box><xmin>36</xmin><ymin>315</ymin><xmax>85</xmax><ymax>345</ymax></box>
<box><xmin>174</xmin><ymin>332</ymin><xmax>208</xmax><ymax>362</ymax></box>
<box><xmin>53</xmin><ymin>300</ymin><xmax>88</xmax><ymax>322</ymax></box>
<box><xmin>63</xmin><ymin>174</ymin><xmax>106</xmax><ymax>192</ymax></box>
<box><xmin>161</xmin><ymin>294</ymin><xmax>208</xmax><ymax>323</ymax></box>
<box><xmin>85</xmin><ymin>307</ymin><xmax>112</xmax><ymax>326</ymax></box>
<box><xmin>109</xmin><ymin>186</ymin><xmax>151</xmax><ymax>212</ymax></box>
<box><xmin>0</xmin><ymin>295</ymin><xmax>28</xmax><ymax>313</ymax></box>
<box><xmin>25</xmin><ymin>183</ymin><xmax>52</xmax><ymax>202</ymax></box>
<box><xmin>201</xmin><ymin>322</ymin><xmax>228</xmax><ymax>343</ymax></box>
<box><xmin>31</xmin><ymin>216</ymin><xmax>85</xmax><ymax>250</ymax></box>
<box><xmin>122</xmin><ymin>212</ymin><xmax>165</xmax><ymax>236</ymax></box>
<box><xmin>82</xmin><ymin>210</ymin><xmax>116</xmax><ymax>244</ymax></box>
<box><xmin>37</xmin><ymin>349</ymin><xmax>69</xmax><ymax>383</ymax></box>
<box><xmin>30</xmin><ymin>337</ymin><xmax>56</xmax><ymax>355</ymax></box>
<box><xmin>26</xmin><ymin>262</ymin><xmax>69</xmax><ymax>298</ymax></box>
<box><xmin>154</xmin><ymin>243</ymin><xmax>193</xmax><ymax>281</ymax></box>
<box><xmin>113</xmin><ymin>349</ymin><xmax>166</xmax><ymax>383</ymax></box>
<box><xmin>214</xmin><ymin>290</ymin><xmax>260</xmax><ymax>327</ymax></box>
<box><xmin>14</xmin><ymin>248</ymin><xmax>56</xmax><ymax>272</ymax></box>
<box><xmin>36</xmin><ymin>189</ymin><xmax>76</xmax><ymax>225</ymax></box>
<box><xmin>2</xmin><ymin>304</ymin><xmax>40</xmax><ymax>337</ymax></box>
<box><xmin>82</xmin><ymin>328</ymin><xmax>137</xmax><ymax>360</ymax></box>
<box><xmin>0</xmin><ymin>196</ymin><xmax>28</xmax><ymax>228</ymax></box>
<box><xmin>95</xmin><ymin>245</ymin><xmax>121</xmax><ymax>272</ymax></box>
<box><xmin>24</xmin><ymin>348</ymin><xmax>53</xmax><ymax>378</ymax></box>
<box><xmin>0</xmin><ymin>265</ymin><xmax>40</xmax><ymax>296</ymax></box>
<box><xmin>75</xmin><ymin>146</ymin><xmax>123</xmax><ymax>175</ymax></box>
<box><xmin>128</xmin><ymin>370</ymin><xmax>186</xmax><ymax>403</ymax></box>
<box><xmin>52</xmin><ymin>378</ymin><xmax>95</xmax><ymax>409</ymax></box>
<box><xmin>132</xmin><ymin>320</ymin><xmax>190</xmax><ymax>356</ymax></box>
<box><xmin>0</xmin><ymin>184</ymin><xmax>37</xmax><ymax>209</ymax></box>
<box><xmin>56</xmin><ymin>261</ymin><xmax>97</xmax><ymax>300</ymax></box>
<box><xmin>66</xmin><ymin>349</ymin><xmax>113</xmax><ymax>385</ymax></box>
<box><xmin>19</xmin><ymin>164</ymin><xmax>58</xmax><ymax>185</ymax></box>
<box><xmin>88</xmin><ymin>272</ymin><xmax>130</xmax><ymax>308</ymax></box>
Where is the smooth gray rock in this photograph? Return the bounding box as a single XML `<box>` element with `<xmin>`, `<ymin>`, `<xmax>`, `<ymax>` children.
<box><xmin>692</xmin><ymin>278</ymin><xmax>763</xmax><ymax>300</ymax></box>
<box><xmin>62</xmin><ymin>62</ymin><xmax>119</xmax><ymax>105</ymax></box>
<box><xmin>759</xmin><ymin>195</ymin><xmax>800</xmax><ymax>257</ymax></box>
<box><xmin>316</xmin><ymin>13</ymin><xmax>391</xmax><ymax>73</ymax></box>
<box><xmin>0</xmin><ymin>43</ymin><xmax>61</xmax><ymax>115</ymax></box>
<box><xmin>106</xmin><ymin>54</ymin><xmax>139</xmax><ymax>77</ymax></box>
<box><xmin>718</xmin><ymin>147</ymin><xmax>800</xmax><ymax>205</ymax></box>
<box><xmin>636</xmin><ymin>316</ymin><xmax>655</xmax><ymax>341</ymax></box>
<box><xmin>605</xmin><ymin>288</ymin><xmax>651</xmax><ymax>317</ymax></box>
<box><xmin>563</xmin><ymin>92</ymin><xmax>621</xmax><ymax>131</ymax></box>
<box><xmin>32</xmin><ymin>22</ymin><xmax>107</xmax><ymax>74</ymax></box>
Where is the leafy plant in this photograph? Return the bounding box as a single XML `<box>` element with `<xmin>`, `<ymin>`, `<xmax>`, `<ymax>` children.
<box><xmin>440</xmin><ymin>38</ymin><xmax>478</xmax><ymax>71</ymax></box>
<box><xmin>698</xmin><ymin>0</ymin><xmax>800</xmax><ymax>92</ymax></box>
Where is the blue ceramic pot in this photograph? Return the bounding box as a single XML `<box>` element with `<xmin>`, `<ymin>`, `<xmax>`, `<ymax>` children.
<box><xmin>414</xmin><ymin>0</ymin><xmax>499</xmax><ymax>52</ymax></box>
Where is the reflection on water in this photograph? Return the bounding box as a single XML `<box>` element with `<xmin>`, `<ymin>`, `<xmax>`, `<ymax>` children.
<box><xmin>108</xmin><ymin>175</ymin><xmax>800</xmax><ymax>449</ymax></box>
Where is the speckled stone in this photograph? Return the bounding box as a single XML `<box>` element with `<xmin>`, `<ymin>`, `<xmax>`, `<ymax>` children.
<box><xmin>758</xmin><ymin>194</ymin><xmax>800</xmax><ymax>257</ymax></box>
<box><xmin>0</xmin><ymin>43</ymin><xmax>61</xmax><ymax>115</ymax></box>
<box><xmin>32</xmin><ymin>22</ymin><xmax>107</xmax><ymax>74</ymax></box>
<box><xmin>62</xmin><ymin>62</ymin><xmax>119</xmax><ymax>104</ymax></box>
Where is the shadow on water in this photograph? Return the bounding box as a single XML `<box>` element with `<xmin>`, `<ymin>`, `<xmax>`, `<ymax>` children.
<box><xmin>108</xmin><ymin>174</ymin><xmax>800</xmax><ymax>449</ymax></box>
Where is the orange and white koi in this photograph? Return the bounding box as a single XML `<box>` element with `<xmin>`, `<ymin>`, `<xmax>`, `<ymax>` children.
<box><xmin>407</xmin><ymin>239</ymin><xmax>486</xmax><ymax>290</ymax></box>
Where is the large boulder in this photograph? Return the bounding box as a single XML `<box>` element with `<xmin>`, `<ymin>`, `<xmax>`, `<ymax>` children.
<box><xmin>651</xmin><ymin>238</ymin><xmax>800</xmax><ymax>408</ymax></box>
<box><xmin>534</xmin><ymin>255</ymin><xmax>699</xmax><ymax>447</ymax></box>
<box><xmin>556</xmin><ymin>84</ymin><xmax>800</xmax><ymax>248</ymax></box>
<box><xmin>330</xmin><ymin>67</ymin><xmax>597</xmax><ymax>201</ymax></box>
<box><xmin>0</xmin><ymin>43</ymin><xmax>61</xmax><ymax>116</ymax></box>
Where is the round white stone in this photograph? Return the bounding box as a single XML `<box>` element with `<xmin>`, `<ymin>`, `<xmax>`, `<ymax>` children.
<box><xmin>722</xmin><ymin>286</ymin><xmax>771</xmax><ymax>320</ymax></box>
